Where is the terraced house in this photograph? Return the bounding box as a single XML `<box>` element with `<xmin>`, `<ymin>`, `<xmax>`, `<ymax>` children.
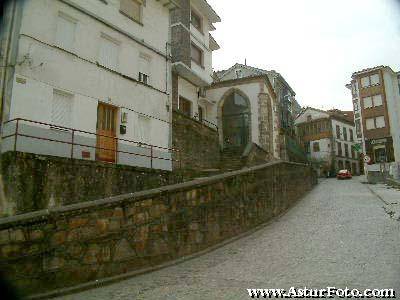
<box><xmin>347</xmin><ymin>66</ymin><xmax>400</xmax><ymax>180</ymax></box>
<box><xmin>295</xmin><ymin>107</ymin><xmax>360</xmax><ymax>177</ymax></box>
<box><xmin>1</xmin><ymin>0</ymin><xmax>178</xmax><ymax>170</ymax></box>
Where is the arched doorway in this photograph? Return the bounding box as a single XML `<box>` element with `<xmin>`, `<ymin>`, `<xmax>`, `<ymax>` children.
<box><xmin>221</xmin><ymin>90</ymin><xmax>250</xmax><ymax>149</ymax></box>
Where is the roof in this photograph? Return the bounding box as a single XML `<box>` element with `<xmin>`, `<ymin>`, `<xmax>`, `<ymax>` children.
<box><xmin>351</xmin><ymin>65</ymin><xmax>397</xmax><ymax>77</ymax></box>
<box><xmin>192</xmin><ymin>0</ymin><xmax>221</xmax><ymax>23</ymax></box>
<box><xmin>296</xmin><ymin>107</ymin><xmax>355</xmax><ymax>125</ymax></box>
<box><xmin>214</xmin><ymin>63</ymin><xmax>296</xmax><ymax>95</ymax></box>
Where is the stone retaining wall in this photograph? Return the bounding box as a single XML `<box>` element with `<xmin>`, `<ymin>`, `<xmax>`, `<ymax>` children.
<box><xmin>0</xmin><ymin>161</ymin><xmax>317</xmax><ymax>296</ymax></box>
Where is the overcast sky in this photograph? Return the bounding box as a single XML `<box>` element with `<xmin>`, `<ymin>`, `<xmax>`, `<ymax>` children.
<box><xmin>207</xmin><ymin>0</ymin><xmax>400</xmax><ymax>111</ymax></box>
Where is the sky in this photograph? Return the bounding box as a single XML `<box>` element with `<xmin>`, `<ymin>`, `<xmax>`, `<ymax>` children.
<box><xmin>207</xmin><ymin>0</ymin><xmax>400</xmax><ymax>111</ymax></box>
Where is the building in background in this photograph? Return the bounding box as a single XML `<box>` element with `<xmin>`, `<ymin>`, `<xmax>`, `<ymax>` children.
<box><xmin>347</xmin><ymin>66</ymin><xmax>400</xmax><ymax>179</ymax></box>
<box><xmin>170</xmin><ymin>0</ymin><xmax>220</xmax><ymax>124</ymax></box>
<box><xmin>211</xmin><ymin>63</ymin><xmax>305</xmax><ymax>163</ymax></box>
<box><xmin>295</xmin><ymin>107</ymin><xmax>360</xmax><ymax>177</ymax></box>
<box><xmin>0</xmin><ymin>0</ymin><xmax>178</xmax><ymax>170</ymax></box>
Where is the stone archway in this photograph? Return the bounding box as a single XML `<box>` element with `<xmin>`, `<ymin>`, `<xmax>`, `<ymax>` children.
<box><xmin>218</xmin><ymin>89</ymin><xmax>251</xmax><ymax>150</ymax></box>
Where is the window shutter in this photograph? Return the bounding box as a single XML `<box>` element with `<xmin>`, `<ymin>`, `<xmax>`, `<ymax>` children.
<box><xmin>120</xmin><ymin>0</ymin><xmax>141</xmax><ymax>22</ymax></box>
<box><xmin>375</xmin><ymin>116</ymin><xmax>385</xmax><ymax>128</ymax></box>
<box><xmin>56</xmin><ymin>14</ymin><xmax>76</xmax><ymax>50</ymax></box>
<box><xmin>52</xmin><ymin>90</ymin><xmax>73</xmax><ymax>128</ymax></box>
<box><xmin>99</xmin><ymin>35</ymin><xmax>119</xmax><ymax>70</ymax></box>
<box><xmin>363</xmin><ymin>96</ymin><xmax>372</xmax><ymax>108</ymax></box>
<box><xmin>366</xmin><ymin>118</ymin><xmax>375</xmax><ymax>130</ymax></box>
<box><xmin>360</xmin><ymin>76</ymin><xmax>370</xmax><ymax>88</ymax></box>
<box><xmin>370</xmin><ymin>74</ymin><xmax>380</xmax><ymax>85</ymax></box>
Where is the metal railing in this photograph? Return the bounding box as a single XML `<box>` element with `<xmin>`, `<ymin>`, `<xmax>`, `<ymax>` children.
<box><xmin>2</xmin><ymin>118</ymin><xmax>181</xmax><ymax>169</ymax></box>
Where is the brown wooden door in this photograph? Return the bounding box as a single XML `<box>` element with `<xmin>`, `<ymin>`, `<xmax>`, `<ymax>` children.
<box><xmin>96</xmin><ymin>103</ymin><xmax>117</xmax><ymax>163</ymax></box>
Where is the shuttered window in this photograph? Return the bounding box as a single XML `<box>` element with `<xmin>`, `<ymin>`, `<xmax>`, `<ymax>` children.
<box><xmin>52</xmin><ymin>90</ymin><xmax>73</xmax><ymax>128</ymax></box>
<box><xmin>366</xmin><ymin>118</ymin><xmax>375</xmax><ymax>130</ymax></box>
<box><xmin>375</xmin><ymin>116</ymin><xmax>385</xmax><ymax>128</ymax></box>
<box><xmin>138</xmin><ymin>54</ymin><xmax>151</xmax><ymax>84</ymax></box>
<box><xmin>373</xmin><ymin>94</ymin><xmax>383</xmax><ymax>106</ymax></box>
<box><xmin>370</xmin><ymin>73</ymin><xmax>380</xmax><ymax>85</ymax></box>
<box><xmin>120</xmin><ymin>0</ymin><xmax>142</xmax><ymax>23</ymax></box>
<box><xmin>137</xmin><ymin>115</ymin><xmax>151</xmax><ymax>144</ymax></box>
<box><xmin>191</xmin><ymin>43</ymin><xmax>203</xmax><ymax>66</ymax></box>
<box><xmin>99</xmin><ymin>34</ymin><xmax>119</xmax><ymax>71</ymax></box>
<box><xmin>56</xmin><ymin>13</ymin><xmax>76</xmax><ymax>51</ymax></box>
<box><xmin>363</xmin><ymin>96</ymin><xmax>373</xmax><ymax>108</ymax></box>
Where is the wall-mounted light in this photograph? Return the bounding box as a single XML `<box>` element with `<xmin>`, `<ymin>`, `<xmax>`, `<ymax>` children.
<box><xmin>121</xmin><ymin>112</ymin><xmax>128</xmax><ymax>124</ymax></box>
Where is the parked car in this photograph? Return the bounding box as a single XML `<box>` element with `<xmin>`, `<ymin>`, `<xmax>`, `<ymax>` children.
<box><xmin>337</xmin><ymin>169</ymin><xmax>352</xmax><ymax>180</ymax></box>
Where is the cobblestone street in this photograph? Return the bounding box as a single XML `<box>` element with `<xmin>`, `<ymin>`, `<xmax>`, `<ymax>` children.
<box><xmin>57</xmin><ymin>178</ymin><xmax>400</xmax><ymax>300</ymax></box>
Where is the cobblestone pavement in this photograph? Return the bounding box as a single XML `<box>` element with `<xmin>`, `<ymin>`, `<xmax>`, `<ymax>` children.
<box><xmin>57</xmin><ymin>178</ymin><xmax>400</xmax><ymax>300</ymax></box>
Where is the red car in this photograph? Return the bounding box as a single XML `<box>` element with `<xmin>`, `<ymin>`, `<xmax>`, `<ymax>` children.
<box><xmin>337</xmin><ymin>169</ymin><xmax>352</xmax><ymax>180</ymax></box>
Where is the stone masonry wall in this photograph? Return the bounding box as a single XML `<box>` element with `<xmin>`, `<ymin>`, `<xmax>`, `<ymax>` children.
<box><xmin>0</xmin><ymin>161</ymin><xmax>317</xmax><ymax>297</ymax></box>
<box><xmin>172</xmin><ymin>110</ymin><xmax>221</xmax><ymax>170</ymax></box>
<box><xmin>0</xmin><ymin>152</ymin><xmax>188</xmax><ymax>216</ymax></box>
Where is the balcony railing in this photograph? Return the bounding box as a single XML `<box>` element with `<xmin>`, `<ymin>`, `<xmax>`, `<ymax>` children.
<box><xmin>2</xmin><ymin>118</ymin><xmax>181</xmax><ymax>170</ymax></box>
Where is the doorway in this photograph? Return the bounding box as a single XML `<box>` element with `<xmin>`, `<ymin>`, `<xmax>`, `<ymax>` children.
<box><xmin>96</xmin><ymin>103</ymin><xmax>118</xmax><ymax>163</ymax></box>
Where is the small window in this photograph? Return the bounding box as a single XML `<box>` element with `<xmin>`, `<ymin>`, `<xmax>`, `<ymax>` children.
<box><xmin>366</xmin><ymin>118</ymin><xmax>375</xmax><ymax>130</ymax></box>
<box><xmin>120</xmin><ymin>0</ymin><xmax>142</xmax><ymax>23</ymax></box>
<box><xmin>313</xmin><ymin>142</ymin><xmax>320</xmax><ymax>152</ymax></box>
<box><xmin>361</xmin><ymin>76</ymin><xmax>370</xmax><ymax>88</ymax></box>
<box><xmin>349</xmin><ymin>129</ymin><xmax>354</xmax><ymax>142</ymax></box>
<box><xmin>375</xmin><ymin>116</ymin><xmax>385</xmax><ymax>128</ymax></box>
<box><xmin>56</xmin><ymin>13</ymin><xmax>76</xmax><ymax>51</ymax></box>
<box><xmin>373</xmin><ymin>94</ymin><xmax>383</xmax><ymax>106</ymax></box>
<box><xmin>363</xmin><ymin>96</ymin><xmax>373</xmax><ymax>108</ymax></box>
<box><xmin>52</xmin><ymin>90</ymin><xmax>73</xmax><ymax>129</ymax></box>
<box><xmin>138</xmin><ymin>54</ymin><xmax>151</xmax><ymax>84</ymax></box>
<box><xmin>344</xmin><ymin>143</ymin><xmax>349</xmax><ymax>157</ymax></box>
<box><xmin>191</xmin><ymin>43</ymin><xmax>203</xmax><ymax>67</ymax></box>
<box><xmin>235</xmin><ymin>69</ymin><xmax>243</xmax><ymax>79</ymax></box>
<box><xmin>190</xmin><ymin>9</ymin><xmax>202</xmax><ymax>32</ymax></box>
<box><xmin>370</xmin><ymin>73</ymin><xmax>380</xmax><ymax>85</ymax></box>
<box><xmin>337</xmin><ymin>142</ymin><xmax>342</xmax><ymax>156</ymax></box>
<box><xmin>198</xmin><ymin>106</ymin><xmax>204</xmax><ymax>122</ymax></box>
<box><xmin>99</xmin><ymin>34</ymin><xmax>119</xmax><ymax>71</ymax></box>
<box><xmin>343</xmin><ymin>127</ymin><xmax>347</xmax><ymax>141</ymax></box>
<box><xmin>179</xmin><ymin>97</ymin><xmax>192</xmax><ymax>117</ymax></box>
<box><xmin>351</xmin><ymin>146</ymin><xmax>355</xmax><ymax>159</ymax></box>
<box><xmin>336</xmin><ymin>125</ymin><xmax>341</xmax><ymax>139</ymax></box>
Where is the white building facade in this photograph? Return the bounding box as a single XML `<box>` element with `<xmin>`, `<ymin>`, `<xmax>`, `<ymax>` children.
<box><xmin>1</xmin><ymin>0</ymin><xmax>178</xmax><ymax>170</ymax></box>
<box><xmin>295</xmin><ymin>108</ymin><xmax>360</xmax><ymax>176</ymax></box>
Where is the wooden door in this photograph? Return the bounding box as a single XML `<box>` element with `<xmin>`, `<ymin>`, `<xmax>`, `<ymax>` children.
<box><xmin>96</xmin><ymin>103</ymin><xmax>117</xmax><ymax>163</ymax></box>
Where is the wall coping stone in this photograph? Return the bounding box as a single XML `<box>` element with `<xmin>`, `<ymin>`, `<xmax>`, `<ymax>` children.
<box><xmin>0</xmin><ymin>160</ymin><xmax>309</xmax><ymax>229</ymax></box>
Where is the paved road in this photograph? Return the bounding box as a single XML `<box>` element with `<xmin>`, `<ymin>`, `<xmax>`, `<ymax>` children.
<box><xmin>58</xmin><ymin>178</ymin><xmax>400</xmax><ymax>299</ymax></box>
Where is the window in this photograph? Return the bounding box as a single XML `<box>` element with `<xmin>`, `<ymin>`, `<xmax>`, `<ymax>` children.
<box><xmin>370</xmin><ymin>73</ymin><xmax>380</xmax><ymax>85</ymax></box>
<box><xmin>304</xmin><ymin>142</ymin><xmax>310</xmax><ymax>154</ymax></box>
<box><xmin>337</xmin><ymin>142</ymin><xmax>342</xmax><ymax>156</ymax></box>
<box><xmin>343</xmin><ymin>127</ymin><xmax>347</xmax><ymax>141</ymax></box>
<box><xmin>235</xmin><ymin>69</ymin><xmax>243</xmax><ymax>79</ymax></box>
<box><xmin>344</xmin><ymin>143</ymin><xmax>349</xmax><ymax>157</ymax></box>
<box><xmin>360</xmin><ymin>73</ymin><xmax>380</xmax><ymax>88</ymax></box>
<box><xmin>351</xmin><ymin>146</ymin><xmax>355</xmax><ymax>159</ymax></box>
<box><xmin>353</xmin><ymin>101</ymin><xmax>359</xmax><ymax>111</ymax></box>
<box><xmin>120</xmin><ymin>0</ymin><xmax>142</xmax><ymax>23</ymax></box>
<box><xmin>366</xmin><ymin>118</ymin><xmax>375</xmax><ymax>130</ymax></box>
<box><xmin>313</xmin><ymin>142</ymin><xmax>320</xmax><ymax>152</ymax></box>
<box><xmin>99</xmin><ymin>34</ymin><xmax>119</xmax><ymax>71</ymax></box>
<box><xmin>355</xmin><ymin>119</ymin><xmax>361</xmax><ymax>137</ymax></box>
<box><xmin>56</xmin><ymin>13</ymin><xmax>76</xmax><ymax>51</ymax></box>
<box><xmin>137</xmin><ymin>115</ymin><xmax>150</xmax><ymax>144</ymax></box>
<box><xmin>138</xmin><ymin>54</ymin><xmax>151</xmax><ymax>84</ymax></box>
<box><xmin>372</xmin><ymin>94</ymin><xmax>383</xmax><ymax>106</ymax></box>
<box><xmin>52</xmin><ymin>90</ymin><xmax>73</xmax><ymax>128</ymax></box>
<box><xmin>198</xmin><ymin>106</ymin><xmax>203</xmax><ymax>122</ymax></box>
<box><xmin>336</xmin><ymin>125</ymin><xmax>341</xmax><ymax>139</ymax></box>
<box><xmin>191</xmin><ymin>43</ymin><xmax>203</xmax><ymax>66</ymax></box>
<box><xmin>179</xmin><ymin>97</ymin><xmax>192</xmax><ymax>117</ymax></box>
<box><xmin>190</xmin><ymin>9</ymin><xmax>202</xmax><ymax>32</ymax></box>
<box><xmin>375</xmin><ymin>116</ymin><xmax>385</xmax><ymax>128</ymax></box>
<box><xmin>363</xmin><ymin>96</ymin><xmax>373</xmax><ymax>108</ymax></box>
<box><xmin>349</xmin><ymin>129</ymin><xmax>354</xmax><ymax>142</ymax></box>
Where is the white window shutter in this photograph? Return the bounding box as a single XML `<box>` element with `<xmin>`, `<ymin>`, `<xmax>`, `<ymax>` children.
<box><xmin>56</xmin><ymin>14</ymin><xmax>76</xmax><ymax>50</ymax></box>
<box><xmin>99</xmin><ymin>35</ymin><xmax>119</xmax><ymax>71</ymax></box>
<box><xmin>363</xmin><ymin>96</ymin><xmax>372</xmax><ymax>108</ymax></box>
<box><xmin>370</xmin><ymin>74</ymin><xmax>380</xmax><ymax>85</ymax></box>
<box><xmin>375</xmin><ymin>116</ymin><xmax>385</xmax><ymax>128</ymax></box>
<box><xmin>366</xmin><ymin>118</ymin><xmax>375</xmax><ymax>130</ymax></box>
<box><xmin>361</xmin><ymin>76</ymin><xmax>370</xmax><ymax>88</ymax></box>
<box><xmin>52</xmin><ymin>90</ymin><xmax>73</xmax><ymax>128</ymax></box>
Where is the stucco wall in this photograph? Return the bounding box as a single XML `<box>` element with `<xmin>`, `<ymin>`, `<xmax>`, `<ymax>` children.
<box><xmin>9</xmin><ymin>0</ymin><xmax>171</xmax><ymax>150</ymax></box>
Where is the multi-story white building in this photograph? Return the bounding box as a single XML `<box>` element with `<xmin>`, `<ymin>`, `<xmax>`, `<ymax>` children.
<box><xmin>295</xmin><ymin>107</ymin><xmax>360</xmax><ymax>176</ymax></box>
<box><xmin>0</xmin><ymin>0</ymin><xmax>179</xmax><ymax>170</ymax></box>
<box><xmin>170</xmin><ymin>0</ymin><xmax>220</xmax><ymax>123</ymax></box>
<box><xmin>347</xmin><ymin>66</ymin><xmax>400</xmax><ymax>179</ymax></box>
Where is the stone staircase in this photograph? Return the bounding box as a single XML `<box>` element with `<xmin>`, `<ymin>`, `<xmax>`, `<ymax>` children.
<box><xmin>220</xmin><ymin>147</ymin><xmax>245</xmax><ymax>170</ymax></box>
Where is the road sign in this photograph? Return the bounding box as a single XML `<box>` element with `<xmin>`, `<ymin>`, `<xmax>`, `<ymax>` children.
<box><xmin>364</xmin><ymin>155</ymin><xmax>371</xmax><ymax>163</ymax></box>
